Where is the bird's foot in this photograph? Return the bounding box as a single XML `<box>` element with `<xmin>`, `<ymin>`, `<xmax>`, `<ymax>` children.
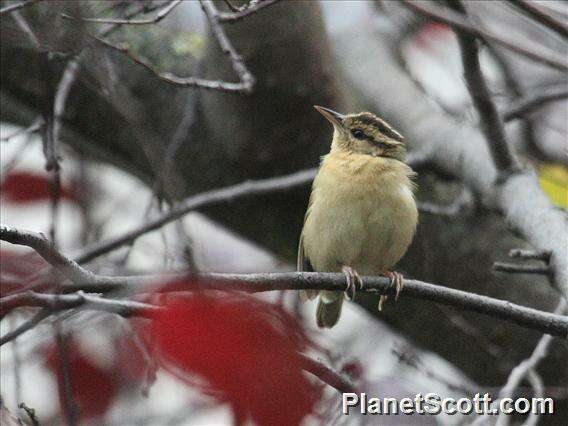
<box><xmin>378</xmin><ymin>271</ymin><xmax>404</xmax><ymax>311</ymax></box>
<box><xmin>342</xmin><ymin>265</ymin><xmax>363</xmax><ymax>301</ymax></box>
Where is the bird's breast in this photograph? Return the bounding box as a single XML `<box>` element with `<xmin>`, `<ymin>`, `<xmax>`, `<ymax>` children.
<box><xmin>302</xmin><ymin>153</ymin><xmax>418</xmax><ymax>274</ymax></box>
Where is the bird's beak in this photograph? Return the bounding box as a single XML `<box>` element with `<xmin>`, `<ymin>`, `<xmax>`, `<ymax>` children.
<box><xmin>314</xmin><ymin>105</ymin><xmax>346</xmax><ymax>128</ymax></box>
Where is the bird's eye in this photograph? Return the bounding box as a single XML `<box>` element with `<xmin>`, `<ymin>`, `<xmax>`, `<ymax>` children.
<box><xmin>351</xmin><ymin>129</ymin><xmax>365</xmax><ymax>139</ymax></box>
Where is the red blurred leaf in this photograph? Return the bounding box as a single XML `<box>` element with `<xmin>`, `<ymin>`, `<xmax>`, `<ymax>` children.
<box><xmin>0</xmin><ymin>250</ymin><xmax>50</xmax><ymax>295</ymax></box>
<box><xmin>1</xmin><ymin>171</ymin><xmax>76</xmax><ymax>203</ymax></box>
<box><xmin>147</xmin><ymin>284</ymin><xmax>321</xmax><ymax>426</ymax></box>
<box><xmin>45</xmin><ymin>340</ymin><xmax>118</xmax><ymax>422</ymax></box>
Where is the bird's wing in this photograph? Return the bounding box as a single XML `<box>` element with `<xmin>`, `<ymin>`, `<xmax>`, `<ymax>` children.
<box><xmin>298</xmin><ymin>190</ymin><xmax>318</xmax><ymax>301</ymax></box>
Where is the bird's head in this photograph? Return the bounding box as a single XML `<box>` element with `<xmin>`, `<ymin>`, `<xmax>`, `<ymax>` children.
<box><xmin>314</xmin><ymin>106</ymin><xmax>407</xmax><ymax>162</ymax></box>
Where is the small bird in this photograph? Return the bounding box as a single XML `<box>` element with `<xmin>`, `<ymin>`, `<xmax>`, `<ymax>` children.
<box><xmin>298</xmin><ymin>106</ymin><xmax>418</xmax><ymax>328</ymax></box>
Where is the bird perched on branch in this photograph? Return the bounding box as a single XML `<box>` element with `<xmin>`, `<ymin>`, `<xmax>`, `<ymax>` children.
<box><xmin>298</xmin><ymin>106</ymin><xmax>418</xmax><ymax>328</ymax></box>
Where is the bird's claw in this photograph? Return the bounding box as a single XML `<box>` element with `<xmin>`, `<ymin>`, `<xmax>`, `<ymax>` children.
<box><xmin>378</xmin><ymin>271</ymin><xmax>404</xmax><ymax>311</ymax></box>
<box><xmin>342</xmin><ymin>266</ymin><xmax>363</xmax><ymax>301</ymax></box>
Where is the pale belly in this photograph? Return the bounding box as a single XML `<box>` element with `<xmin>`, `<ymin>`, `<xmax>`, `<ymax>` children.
<box><xmin>303</xmin><ymin>181</ymin><xmax>418</xmax><ymax>275</ymax></box>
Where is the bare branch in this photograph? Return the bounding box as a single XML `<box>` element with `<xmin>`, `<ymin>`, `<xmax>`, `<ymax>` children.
<box><xmin>0</xmin><ymin>308</ymin><xmax>51</xmax><ymax>346</ymax></box>
<box><xmin>0</xmin><ymin>291</ymin><xmax>160</xmax><ymax>323</ymax></box>
<box><xmin>354</xmin><ymin>15</ymin><xmax>568</xmax><ymax>299</ymax></box>
<box><xmin>0</xmin><ymin>119</ymin><xmax>42</xmax><ymax>142</ymax></box>
<box><xmin>82</xmin><ymin>0</ymin><xmax>255</xmax><ymax>93</ymax></box>
<box><xmin>73</xmin><ymin>169</ymin><xmax>317</xmax><ymax>264</ymax></box>
<box><xmin>520</xmin><ymin>370</ymin><xmax>544</xmax><ymax>426</ymax></box>
<box><xmin>61</xmin><ymin>0</ymin><xmax>182</xmax><ymax>25</ymax></box>
<box><xmin>493</xmin><ymin>262</ymin><xmax>550</xmax><ymax>275</ymax></box>
<box><xmin>503</xmin><ymin>87</ymin><xmax>568</xmax><ymax>122</ymax></box>
<box><xmin>0</xmin><ymin>0</ymin><xmax>42</xmax><ymax>16</ymax></box>
<box><xmin>3</xmin><ymin>211</ymin><xmax>568</xmax><ymax>338</ymax></box>
<box><xmin>495</xmin><ymin>299</ymin><xmax>567</xmax><ymax>426</ymax></box>
<box><xmin>448</xmin><ymin>1</ymin><xmax>520</xmax><ymax>174</ymax></box>
<box><xmin>507</xmin><ymin>0</ymin><xmax>568</xmax><ymax>39</ymax></box>
<box><xmin>400</xmin><ymin>0</ymin><xmax>568</xmax><ymax>72</ymax></box>
<box><xmin>198</xmin><ymin>0</ymin><xmax>256</xmax><ymax>92</ymax></box>
<box><xmin>217</xmin><ymin>0</ymin><xmax>282</xmax><ymax>23</ymax></box>
<box><xmin>509</xmin><ymin>249</ymin><xmax>551</xmax><ymax>262</ymax></box>
<box><xmin>298</xmin><ymin>353</ymin><xmax>358</xmax><ymax>394</ymax></box>
<box><xmin>18</xmin><ymin>403</ymin><xmax>40</xmax><ymax>426</ymax></box>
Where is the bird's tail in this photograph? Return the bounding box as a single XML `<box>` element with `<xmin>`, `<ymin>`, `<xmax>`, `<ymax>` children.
<box><xmin>316</xmin><ymin>291</ymin><xmax>344</xmax><ymax>328</ymax></box>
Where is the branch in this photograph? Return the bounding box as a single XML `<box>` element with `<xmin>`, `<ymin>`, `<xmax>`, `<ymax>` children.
<box><xmin>448</xmin><ymin>1</ymin><xmax>519</xmax><ymax>174</ymax></box>
<box><xmin>3</xmin><ymin>225</ymin><xmax>568</xmax><ymax>337</ymax></box>
<box><xmin>0</xmin><ymin>225</ymin><xmax>127</xmax><ymax>289</ymax></box>
<box><xmin>509</xmin><ymin>249</ymin><xmax>550</xmax><ymax>262</ymax></box>
<box><xmin>18</xmin><ymin>403</ymin><xmax>40</xmax><ymax>426</ymax></box>
<box><xmin>0</xmin><ymin>308</ymin><xmax>51</xmax><ymax>346</ymax></box>
<box><xmin>507</xmin><ymin>0</ymin><xmax>568</xmax><ymax>39</ymax></box>
<box><xmin>73</xmin><ymin>167</ymin><xmax>459</xmax><ymax>262</ymax></box>
<box><xmin>217</xmin><ymin>0</ymin><xmax>282</xmax><ymax>23</ymax></box>
<box><xmin>0</xmin><ymin>294</ymin><xmax>354</xmax><ymax>396</ymax></box>
<box><xmin>344</xmin><ymin>13</ymin><xmax>568</xmax><ymax>300</ymax></box>
<box><xmin>0</xmin><ymin>0</ymin><xmax>42</xmax><ymax>16</ymax></box>
<box><xmin>495</xmin><ymin>299</ymin><xmax>567</xmax><ymax>426</ymax></box>
<box><xmin>0</xmin><ymin>118</ymin><xmax>42</xmax><ymax>142</ymax></box>
<box><xmin>298</xmin><ymin>353</ymin><xmax>358</xmax><ymax>394</ymax></box>
<box><xmin>493</xmin><ymin>262</ymin><xmax>550</xmax><ymax>275</ymax></box>
<box><xmin>84</xmin><ymin>0</ymin><xmax>255</xmax><ymax>93</ymax></box>
<box><xmin>62</xmin><ymin>0</ymin><xmax>182</xmax><ymax>25</ymax></box>
<box><xmin>0</xmin><ymin>291</ymin><xmax>160</xmax><ymax>325</ymax></box>
<box><xmin>73</xmin><ymin>169</ymin><xmax>317</xmax><ymax>264</ymax></box>
<box><xmin>503</xmin><ymin>87</ymin><xmax>568</xmax><ymax>122</ymax></box>
<box><xmin>198</xmin><ymin>0</ymin><xmax>255</xmax><ymax>92</ymax></box>
<box><xmin>400</xmin><ymin>0</ymin><xmax>568</xmax><ymax>72</ymax></box>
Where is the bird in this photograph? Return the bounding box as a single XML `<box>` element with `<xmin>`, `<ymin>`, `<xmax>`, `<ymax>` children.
<box><xmin>298</xmin><ymin>106</ymin><xmax>418</xmax><ymax>328</ymax></box>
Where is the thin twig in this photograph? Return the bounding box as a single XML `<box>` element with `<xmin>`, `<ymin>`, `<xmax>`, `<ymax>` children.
<box><xmin>0</xmin><ymin>0</ymin><xmax>42</xmax><ymax>16</ymax></box>
<box><xmin>298</xmin><ymin>353</ymin><xmax>358</xmax><ymax>394</ymax></box>
<box><xmin>73</xmin><ymin>169</ymin><xmax>317</xmax><ymax>264</ymax></box>
<box><xmin>0</xmin><ymin>119</ymin><xmax>42</xmax><ymax>142</ymax></box>
<box><xmin>509</xmin><ymin>249</ymin><xmax>551</xmax><ymax>262</ymax></box>
<box><xmin>0</xmin><ymin>308</ymin><xmax>52</xmax><ymax>347</ymax></box>
<box><xmin>493</xmin><ymin>262</ymin><xmax>550</xmax><ymax>275</ymax></box>
<box><xmin>520</xmin><ymin>370</ymin><xmax>544</xmax><ymax>426</ymax></box>
<box><xmin>217</xmin><ymin>0</ymin><xmax>281</xmax><ymax>23</ymax></box>
<box><xmin>447</xmin><ymin>1</ymin><xmax>520</xmax><ymax>174</ymax></box>
<box><xmin>494</xmin><ymin>299</ymin><xmax>567</xmax><ymax>426</ymax></box>
<box><xmin>53</xmin><ymin>321</ymin><xmax>77</xmax><ymax>426</ymax></box>
<box><xmin>198</xmin><ymin>0</ymin><xmax>255</xmax><ymax>92</ymax></box>
<box><xmin>84</xmin><ymin>0</ymin><xmax>255</xmax><ymax>93</ymax></box>
<box><xmin>53</xmin><ymin>59</ymin><xmax>80</xmax><ymax>148</ymax></box>
<box><xmin>503</xmin><ymin>87</ymin><xmax>568</xmax><ymax>122</ymax></box>
<box><xmin>18</xmin><ymin>402</ymin><xmax>40</xmax><ymax>426</ymax></box>
<box><xmin>0</xmin><ymin>225</ymin><xmax>121</xmax><ymax>289</ymax></box>
<box><xmin>400</xmin><ymin>0</ymin><xmax>568</xmax><ymax>72</ymax></box>
<box><xmin>507</xmin><ymin>0</ymin><xmax>568</xmax><ymax>39</ymax></box>
<box><xmin>61</xmin><ymin>0</ymin><xmax>182</xmax><ymax>25</ymax></box>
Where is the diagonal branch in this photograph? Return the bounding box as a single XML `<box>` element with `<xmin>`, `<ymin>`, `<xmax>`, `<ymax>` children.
<box><xmin>217</xmin><ymin>0</ymin><xmax>282</xmax><ymax>23</ymax></box>
<box><xmin>503</xmin><ymin>87</ymin><xmax>568</xmax><ymax>122</ymax></box>
<box><xmin>400</xmin><ymin>0</ymin><xmax>568</xmax><ymax>72</ymax></box>
<box><xmin>62</xmin><ymin>0</ymin><xmax>183</xmax><ymax>25</ymax></box>
<box><xmin>0</xmin><ymin>0</ymin><xmax>42</xmax><ymax>16</ymax></box>
<box><xmin>73</xmin><ymin>169</ymin><xmax>317</xmax><ymax>264</ymax></box>
<box><xmin>507</xmin><ymin>0</ymin><xmax>568</xmax><ymax>39</ymax></box>
<box><xmin>447</xmin><ymin>0</ymin><xmax>520</xmax><ymax>174</ymax></box>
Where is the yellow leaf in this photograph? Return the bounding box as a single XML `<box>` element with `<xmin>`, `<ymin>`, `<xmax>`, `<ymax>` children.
<box><xmin>539</xmin><ymin>164</ymin><xmax>568</xmax><ymax>208</ymax></box>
